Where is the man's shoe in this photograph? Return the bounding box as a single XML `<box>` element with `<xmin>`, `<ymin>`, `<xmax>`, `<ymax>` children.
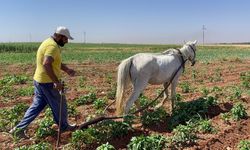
<box><xmin>62</xmin><ymin>124</ymin><xmax>78</xmax><ymax>132</ymax></box>
<box><xmin>9</xmin><ymin>127</ymin><xmax>29</xmax><ymax>139</ymax></box>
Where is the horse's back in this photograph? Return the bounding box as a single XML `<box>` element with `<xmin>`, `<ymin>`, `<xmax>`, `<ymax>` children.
<box><xmin>130</xmin><ymin>53</ymin><xmax>159</xmax><ymax>80</ymax></box>
<box><xmin>132</xmin><ymin>53</ymin><xmax>157</xmax><ymax>67</ymax></box>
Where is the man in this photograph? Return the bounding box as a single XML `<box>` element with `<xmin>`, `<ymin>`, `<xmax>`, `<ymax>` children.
<box><xmin>10</xmin><ymin>26</ymin><xmax>77</xmax><ymax>139</ymax></box>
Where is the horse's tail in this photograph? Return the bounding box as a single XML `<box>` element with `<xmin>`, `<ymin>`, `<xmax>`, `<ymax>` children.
<box><xmin>116</xmin><ymin>57</ymin><xmax>133</xmax><ymax>115</ymax></box>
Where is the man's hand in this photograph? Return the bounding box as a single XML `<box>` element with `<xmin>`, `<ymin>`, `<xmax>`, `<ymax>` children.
<box><xmin>66</xmin><ymin>68</ymin><xmax>76</xmax><ymax>77</ymax></box>
<box><xmin>61</xmin><ymin>64</ymin><xmax>76</xmax><ymax>77</ymax></box>
<box><xmin>54</xmin><ymin>82</ymin><xmax>63</xmax><ymax>91</ymax></box>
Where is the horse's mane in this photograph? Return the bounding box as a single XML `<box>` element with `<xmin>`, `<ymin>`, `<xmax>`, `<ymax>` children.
<box><xmin>161</xmin><ymin>48</ymin><xmax>179</xmax><ymax>55</ymax></box>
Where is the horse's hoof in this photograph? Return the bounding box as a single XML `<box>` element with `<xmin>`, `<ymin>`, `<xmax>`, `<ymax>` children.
<box><xmin>154</xmin><ymin>104</ymin><xmax>162</xmax><ymax>110</ymax></box>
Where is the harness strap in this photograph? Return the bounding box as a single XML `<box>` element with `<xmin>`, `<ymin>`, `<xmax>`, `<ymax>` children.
<box><xmin>175</xmin><ymin>48</ymin><xmax>185</xmax><ymax>71</ymax></box>
<box><xmin>128</xmin><ymin>59</ymin><xmax>133</xmax><ymax>80</ymax></box>
<box><xmin>188</xmin><ymin>44</ymin><xmax>196</xmax><ymax>58</ymax></box>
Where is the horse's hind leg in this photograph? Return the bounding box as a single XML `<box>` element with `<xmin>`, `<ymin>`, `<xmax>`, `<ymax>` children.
<box><xmin>155</xmin><ymin>82</ymin><xmax>169</xmax><ymax>109</ymax></box>
<box><xmin>124</xmin><ymin>78</ymin><xmax>148</xmax><ymax>114</ymax></box>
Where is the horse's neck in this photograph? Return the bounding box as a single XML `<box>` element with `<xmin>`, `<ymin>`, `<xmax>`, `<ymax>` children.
<box><xmin>179</xmin><ymin>47</ymin><xmax>188</xmax><ymax>60</ymax></box>
<box><xmin>162</xmin><ymin>48</ymin><xmax>188</xmax><ymax>61</ymax></box>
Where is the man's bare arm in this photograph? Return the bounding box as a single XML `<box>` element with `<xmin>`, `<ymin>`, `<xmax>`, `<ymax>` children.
<box><xmin>43</xmin><ymin>56</ymin><xmax>62</xmax><ymax>90</ymax></box>
<box><xmin>61</xmin><ymin>63</ymin><xmax>75</xmax><ymax>76</ymax></box>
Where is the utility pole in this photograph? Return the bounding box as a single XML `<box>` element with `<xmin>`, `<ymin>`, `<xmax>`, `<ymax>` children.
<box><xmin>83</xmin><ymin>31</ymin><xmax>86</xmax><ymax>44</ymax></box>
<box><xmin>202</xmin><ymin>25</ymin><xmax>206</xmax><ymax>45</ymax></box>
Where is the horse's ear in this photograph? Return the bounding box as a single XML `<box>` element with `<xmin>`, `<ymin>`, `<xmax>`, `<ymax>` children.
<box><xmin>193</xmin><ymin>40</ymin><xmax>197</xmax><ymax>45</ymax></box>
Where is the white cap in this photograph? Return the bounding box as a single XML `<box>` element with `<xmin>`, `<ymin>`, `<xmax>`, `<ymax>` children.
<box><xmin>55</xmin><ymin>26</ymin><xmax>74</xmax><ymax>40</ymax></box>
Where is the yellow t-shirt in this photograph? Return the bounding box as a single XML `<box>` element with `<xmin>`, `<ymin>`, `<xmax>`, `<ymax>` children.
<box><xmin>33</xmin><ymin>37</ymin><xmax>62</xmax><ymax>83</ymax></box>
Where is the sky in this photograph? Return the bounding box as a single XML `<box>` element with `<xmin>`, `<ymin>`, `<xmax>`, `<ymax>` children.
<box><xmin>0</xmin><ymin>0</ymin><xmax>250</xmax><ymax>44</ymax></box>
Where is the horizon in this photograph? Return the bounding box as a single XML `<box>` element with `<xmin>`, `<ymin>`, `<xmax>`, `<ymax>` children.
<box><xmin>1</xmin><ymin>0</ymin><xmax>250</xmax><ymax>44</ymax></box>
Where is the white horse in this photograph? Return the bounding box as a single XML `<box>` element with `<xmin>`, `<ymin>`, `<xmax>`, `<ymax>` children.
<box><xmin>115</xmin><ymin>40</ymin><xmax>197</xmax><ymax>115</ymax></box>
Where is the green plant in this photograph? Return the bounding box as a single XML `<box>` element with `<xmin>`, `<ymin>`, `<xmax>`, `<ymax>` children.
<box><xmin>78</xmin><ymin>76</ymin><xmax>86</xmax><ymax>88</ymax></box>
<box><xmin>192</xmin><ymin>69</ymin><xmax>198</xmax><ymax>80</ymax></box>
<box><xmin>128</xmin><ymin>135</ymin><xmax>166</xmax><ymax>150</ymax></box>
<box><xmin>0</xmin><ymin>119</ymin><xmax>9</xmax><ymax>132</ymax></box>
<box><xmin>140</xmin><ymin>107</ymin><xmax>167</xmax><ymax>127</ymax></box>
<box><xmin>84</xmin><ymin>85</ymin><xmax>97</xmax><ymax>92</ymax></box>
<box><xmin>208</xmin><ymin>76</ymin><xmax>214</xmax><ymax>82</ymax></box>
<box><xmin>169</xmin><ymin>96</ymin><xmax>217</xmax><ymax>129</ymax></box>
<box><xmin>155</xmin><ymin>88</ymin><xmax>164</xmax><ymax>98</ymax></box>
<box><xmin>15</xmin><ymin>142</ymin><xmax>52</xmax><ymax>150</ymax></box>
<box><xmin>220</xmin><ymin>112</ymin><xmax>231</xmax><ymax>123</ymax></box>
<box><xmin>1</xmin><ymin>43</ymin><xmax>250</xmax><ymax>63</ymax></box>
<box><xmin>179</xmin><ymin>81</ymin><xmax>191</xmax><ymax>93</ymax></box>
<box><xmin>72</xmin><ymin>129</ymin><xmax>97</xmax><ymax>148</ymax></box>
<box><xmin>169</xmin><ymin>124</ymin><xmax>197</xmax><ymax>148</ymax></box>
<box><xmin>85</xmin><ymin>114</ymin><xmax>97</xmax><ymax>122</ymax></box>
<box><xmin>123</xmin><ymin>115</ymin><xmax>136</xmax><ymax>126</ymax></box>
<box><xmin>233</xmin><ymin>86</ymin><xmax>242</xmax><ymax>99</ymax></box>
<box><xmin>17</xmin><ymin>86</ymin><xmax>34</xmax><ymax>96</ymax></box>
<box><xmin>231</xmin><ymin>103</ymin><xmax>247</xmax><ymax>121</ymax></box>
<box><xmin>36</xmin><ymin>117</ymin><xmax>56</xmax><ymax>138</ymax></box>
<box><xmin>100</xmin><ymin>120</ymin><xmax>133</xmax><ymax>138</ymax></box>
<box><xmin>240</xmin><ymin>72</ymin><xmax>250</xmax><ymax>88</ymax></box>
<box><xmin>12</xmin><ymin>128</ymin><xmax>24</xmax><ymax>142</ymax></box>
<box><xmin>196</xmin><ymin>119</ymin><xmax>214</xmax><ymax>133</ymax></box>
<box><xmin>72</xmin><ymin>120</ymin><xmax>133</xmax><ymax>148</ymax></box>
<box><xmin>214</xmin><ymin>68</ymin><xmax>223</xmax><ymax>82</ymax></box>
<box><xmin>0</xmin><ymin>43</ymin><xmax>38</xmax><ymax>53</ymax></box>
<box><xmin>0</xmin><ymin>74</ymin><xmax>29</xmax><ymax>85</ymax></box>
<box><xmin>67</xmin><ymin>103</ymin><xmax>78</xmax><ymax>117</ymax></box>
<box><xmin>237</xmin><ymin>140</ymin><xmax>250</xmax><ymax>150</ymax></box>
<box><xmin>107</xmin><ymin>83</ymin><xmax>116</xmax><ymax>100</ymax></box>
<box><xmin>138</xmin><ymin>94</ymin><xmax>154</xmax><ymax>107</ymax></box>
<box><xmin>0</xmin><ymin>103</ymin><xmax>29</xmax><ymax>131</ymax></box>
<box><xmin>44</xmin><ymin>107</ymin><xmax>53</xmax><ymax>118</ymax></box>
<box><xmin>93</xmin><ymin>98</ymin><xmax>107</xmax><ymax>110</ymax></box>
<box><xmin>220</xmin><ymin>103</ymin><xmax>247</xmax><ymax>122</ymax></box>
<box><xmin>0</xmin><ymin>85</ymin><xmax>13</xmax><ymax>97</ymax></box>
<box><xmin>74</xmin><ymin>92</ymin><xmax>97</xmax><ymax>106</ymax></box>
<box><xmin>175</xmin><ymin>93</ymin><xmax>182</xmax><ymax>102</ymax></box>
<box><xmin>211</xmin><ymin>86</ymin><xmax>222</xmax><ymax>92</ymax></box>
<box><xmin>96</xmin><ymin>142</ymin><xmax>115</xmax><ymax>150</ymax></box>
<box><xmin>201</xmin><ymin>87</ymin><xmax>209</xmax><ymax>96</ymax></box>
<box><xmin>104</xmin><ymin>73</ymin><xmax>113</xmax><ymax>84</ymax></box>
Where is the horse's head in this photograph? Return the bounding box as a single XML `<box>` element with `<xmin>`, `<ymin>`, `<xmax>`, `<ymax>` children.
<box><xmin>183</xmin><ymin>40</ymin><xmax>197</xmax><ymax>66</ymax></box>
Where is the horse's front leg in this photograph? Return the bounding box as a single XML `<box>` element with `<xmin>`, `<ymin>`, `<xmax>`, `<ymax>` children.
<box><xmin>134</xmin><ymin>100</ymin><xmax>142</xmax><ymax>116</ymax></box>
<box><xmin>170</xmin><ymin>80</ymin><xmax>178</xmax><ymax>114</ymax></box>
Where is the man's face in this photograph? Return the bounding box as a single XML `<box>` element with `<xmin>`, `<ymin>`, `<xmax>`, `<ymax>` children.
<box><xmin>58</xmin><ymin>35</ymin><xmax>68</xmax><ymax>47</ymax></box>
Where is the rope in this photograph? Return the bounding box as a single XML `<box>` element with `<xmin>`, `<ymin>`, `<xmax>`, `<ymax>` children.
<box><xmin>79</xmin><ymin>58</ymin><xmax>187</xmax><ymax>129</ymax></box>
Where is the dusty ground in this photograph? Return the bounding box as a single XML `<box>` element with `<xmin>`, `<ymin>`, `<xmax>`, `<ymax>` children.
<box><xmin>0</xmin><ymin>59</ymin><xmax>249</xmax><ymax>149</ymax></box>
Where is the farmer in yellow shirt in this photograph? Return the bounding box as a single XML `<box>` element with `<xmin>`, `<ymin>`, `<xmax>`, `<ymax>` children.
<box><xmin>10</xmin><ymin>26</ymin><xmax>76</xmax><ymax>138</ymax></box>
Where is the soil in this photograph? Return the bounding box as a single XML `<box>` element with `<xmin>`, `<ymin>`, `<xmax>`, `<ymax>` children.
<box><xmin>0</xmin><ymin>59</ymin><xmax>249</xmax><ymax>150</ymax></box>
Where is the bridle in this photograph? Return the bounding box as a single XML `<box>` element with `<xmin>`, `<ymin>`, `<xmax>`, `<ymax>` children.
<box><xmin>188</xmin><ymin>44</ymin><xmax>196</xmax><ymax>59</ymax></box>
<box><xmin>174</xmin><ymin>44</ymin><xmax>196</xmax><ymax>69</ymax></box>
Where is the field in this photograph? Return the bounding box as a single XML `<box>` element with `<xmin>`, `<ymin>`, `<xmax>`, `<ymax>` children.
<box><xmin>0</xmin><ymin>43</ymin><xmax>250</xmax><ymax>150</ymax></box>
